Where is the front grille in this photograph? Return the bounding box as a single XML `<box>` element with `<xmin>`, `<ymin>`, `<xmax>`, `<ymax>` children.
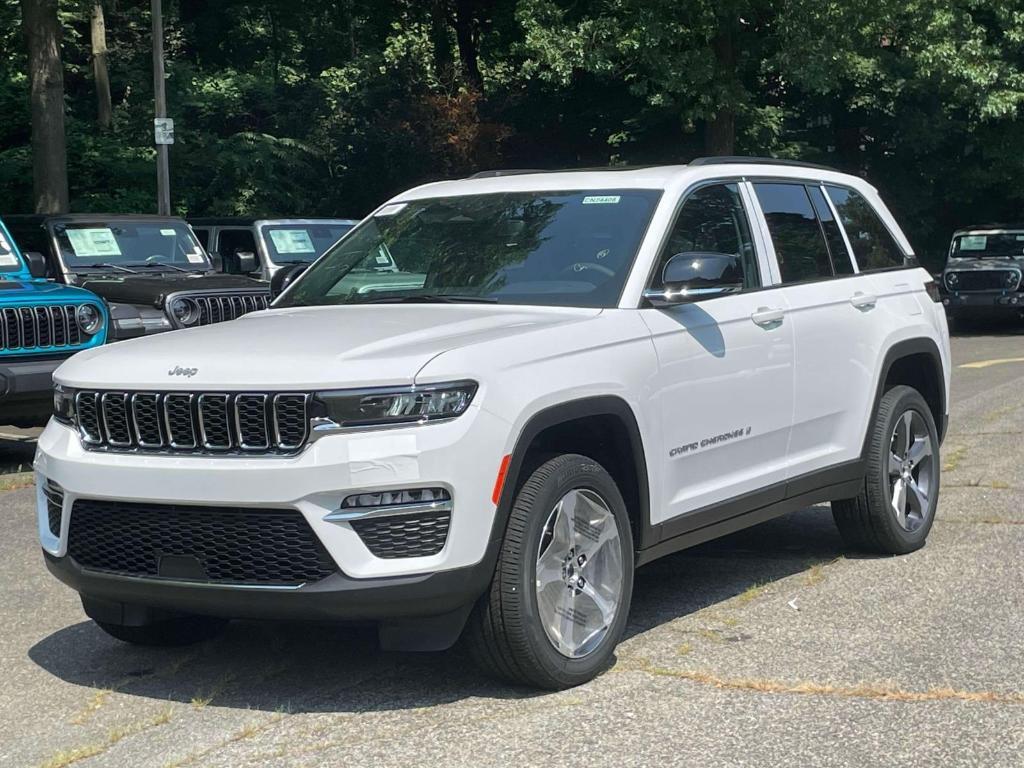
<box><xmin>42</xmin><ymin>479</ymin><xmax>64</xmax><ymax>537</ymax></box>
<box><xmin>948</xmin><ymin>270</ymin><xmax>1021</xmax><ymax>292</ymax></box>
<box><xmin>75</xmin><ymin>390</ymin><xmax>310</xmax><ymax>454</ymax></box>
<box><xmin>1</xmin><ymin>304</ymin><xmax>84</xmax><ymax>351</ymax></box>
<box><xmin>67</xmin><ymin>499</ymin><xmax>337</xmax><ymax>585</ymax></box>
<box><xmin>174</xmin><ymin>292</ymin><xmax>270</xmax><ymax>327</ymax></box>
<box><xmin>350</xmin><ymin>510</ymin><xmax>451</xmax><ymax>559</ymax></box>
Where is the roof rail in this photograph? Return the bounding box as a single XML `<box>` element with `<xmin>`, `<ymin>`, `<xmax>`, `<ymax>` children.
<box><xmin>467</xmin><ymin>169</ymin><xmax>547</xmax><ymax>179</ymax></box>
<box><xmin>689</xmin><ymin>156</ymin><xmax>838</xmax><ymax>172</ymax></box>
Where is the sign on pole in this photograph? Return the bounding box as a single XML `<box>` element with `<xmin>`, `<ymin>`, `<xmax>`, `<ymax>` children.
<box><xmin>154</xmin><ymin>117</ymin><xmax>175</xmax><ymax>145</ymax></box>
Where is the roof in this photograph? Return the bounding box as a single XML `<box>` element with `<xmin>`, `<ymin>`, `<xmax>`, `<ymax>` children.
<box><xmin>953</xmin><ymin>224</ymin><xmax>1024</xmax><ymax>234</ymax></box>
<box><xmin>394</xmin><ymin>159</ymin><xmax>870</xmax><ymax>203</ymax></box>
<box><xmin>188</xmin><ymin>217</ymin><xmax>359</xmax><ymax>226</ymax></box>
<box><xmin>4</xmin><ymin>213</ymin><xmax>188</xmax><ymax>224</ymax></box>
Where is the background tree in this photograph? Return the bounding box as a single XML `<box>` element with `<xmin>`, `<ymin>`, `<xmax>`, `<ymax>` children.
<box><xmin>19</xmin><ymin>0</ymin><xmax>68</xmax><ymax>212</ymax></box>
<box><xmin>90</xmin><ymin>0</ymin><xmax>111</xmax><ymax>128</ymax></box>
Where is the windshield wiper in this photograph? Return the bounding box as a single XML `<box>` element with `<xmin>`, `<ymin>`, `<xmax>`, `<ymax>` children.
<box><xmin>81</xmin><ymin>262</ymin><xmax>138</xmax><ymax>274</ymax></box>
<box><xmin>360</xmin><ymin>294</ymin><xmax>498</xmax><ymax>304</ymax></box>
<box><xmin>128</xmin><ymin>262</ymin><xmax>194</xmax><ymax>274</ymax></box>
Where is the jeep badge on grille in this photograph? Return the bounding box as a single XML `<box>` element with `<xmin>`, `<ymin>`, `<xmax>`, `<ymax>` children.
<box><xmin>168</xmin><ymin>365</ymin><xmax>198</xmax><ymax>377</ymax></box>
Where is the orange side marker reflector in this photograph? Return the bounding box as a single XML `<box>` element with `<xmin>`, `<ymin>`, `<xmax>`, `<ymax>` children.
<box><xmin>492</xmin><ymin>454</ymin><xmax>512</xmax><ymax>505</ymax></box>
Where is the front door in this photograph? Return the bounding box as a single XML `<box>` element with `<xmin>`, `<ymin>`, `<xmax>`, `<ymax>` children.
<box><xmin>640</xmin><ymin>182</ymin><xmax>795</xmax><ymax>527</ymax></box>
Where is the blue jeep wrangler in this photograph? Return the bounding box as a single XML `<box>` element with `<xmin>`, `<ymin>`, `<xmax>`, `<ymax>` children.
<box><xmin>0</xmin><ymin>218</ymin><xmax>107</xmax><ymax>426</ymax></box>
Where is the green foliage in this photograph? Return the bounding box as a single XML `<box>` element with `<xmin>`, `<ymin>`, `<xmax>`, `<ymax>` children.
<box><xmin>1</xmin><ymin>0</ymin><xmax>1023</xmax><ymax>269</ymax></box>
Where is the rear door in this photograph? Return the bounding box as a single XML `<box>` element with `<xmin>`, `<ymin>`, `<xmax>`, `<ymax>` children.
<box><xmin>750</xmin><ymin>181</ymin><xmax>883</xmax><ymax>481</ymax></box>
<box><xmin>641</xmin><ymin>181</ymin><xmax>795</xmax><ymax>526</ymax></box>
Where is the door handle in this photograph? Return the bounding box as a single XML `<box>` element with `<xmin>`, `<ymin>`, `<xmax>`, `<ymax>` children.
<box><xmin>850</xmin><ymin>291</ymin><xmax>878</xmax><ymax>310</ymax></box>
<box><xmin>751</xmin><ymin>306</ymin><xmax>785</xmax><ymax>327</ymax></box>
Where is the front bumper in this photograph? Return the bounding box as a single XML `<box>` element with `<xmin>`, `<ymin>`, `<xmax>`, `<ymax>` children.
<box><xmin>0</xmin><ymin>356</ymin><xmax>63</xmax><ymax>425</ymax></box>
<box><xmin>942</xmin><ymin>292</ymin><xmax>1024</xmax><ymax>315</ymax></box>
<box><xmin>34</xmin><ymin>405</ymin><xmax>511</xmax><ymax>618</ymax></box>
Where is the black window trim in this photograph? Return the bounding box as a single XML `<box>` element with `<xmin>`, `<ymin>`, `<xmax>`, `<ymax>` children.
<box><xmin>751</xmin><ymin>179</ymin><xmax>838</xmax><ymax>286</ymax></box>
<box><xmin>639</xmin><ymin>176</ymin><xmax>764</xmax><ymax>306</ymax></box>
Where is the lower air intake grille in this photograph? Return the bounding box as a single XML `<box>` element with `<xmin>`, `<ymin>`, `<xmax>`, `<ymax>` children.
<box><xmin>67</xmin><ymin>500</ymin><xmax>336</xmax><ymax>585</ymax></box>
<box><xmin>350</xmin><ymin>510</ymin><xmax>451</xmax><ymax>559</ymax></box>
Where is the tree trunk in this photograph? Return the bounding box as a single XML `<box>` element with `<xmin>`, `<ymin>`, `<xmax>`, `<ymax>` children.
<box><xmin>91</xmin><ymin>0</ymin><xmax>112</xmax><ymax>129</ymax></box>
<box><xmin>21</xmin><ymin>0</ymin><xmax>69</xmax><ymax>213</ymax></box>
<box><xmin>704</xmin><ymin>29</ymin><xmax>736</xmax><ymax>156</ymax></box>
<box><xmin>454</xmin><ymin>0</ymin><xmax>482</xmax><ymax>90</ymax></box>
<box><xmin>429</xmin><ymin>0</ymin><xmax>455</xmax><ymax>85</ymax></box>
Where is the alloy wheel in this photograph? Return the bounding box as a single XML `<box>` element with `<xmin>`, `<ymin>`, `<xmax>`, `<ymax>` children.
<box><xmin>888</xmin><ymin>409</ymin><xmax>934</xmax><ymax>532</ymax></box>
<box><xmin>534</xmin><ymin>488</ymin><xmax>624</xmax><ymax>659</ymax></box>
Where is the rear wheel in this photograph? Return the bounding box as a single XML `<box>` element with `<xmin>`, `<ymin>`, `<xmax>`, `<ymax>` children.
<box><xmin>467</xmin><ymin>454</ymin><xmax>634</xmax><ymax>689</ymax></box>
<box><xmin>833</xmin><ymin>385</ymin><xmax>940</xmax><ymax>554</ymax></box>
<box><xmin>95</xmin><ymin>615</ymin><xmax>227</xmax><ymax>646</ymax></box>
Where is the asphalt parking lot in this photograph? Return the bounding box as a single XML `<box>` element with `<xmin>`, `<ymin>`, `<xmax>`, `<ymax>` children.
<box><xmin>1</xmin><ymin>323</ymin><xmax>1022</xmax><ymax>768</ymax></box>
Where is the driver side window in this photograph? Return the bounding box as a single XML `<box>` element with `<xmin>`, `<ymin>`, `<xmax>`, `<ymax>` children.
<box><xmin>652</xmin><ymin>183</ymin><xmax>760</xmax><ymax>290</ymax></box>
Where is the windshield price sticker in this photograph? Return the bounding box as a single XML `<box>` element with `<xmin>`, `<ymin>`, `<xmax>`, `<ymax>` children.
<box><xmin>269</xmin><ymin>229</ymin><xmax>316</xmax><ymax>254</ymax></box>
<box><xmin>185</xmin><ymin>250</ymin><xmax>206</xmax><ymax>264</ymax></box>
<box><xmin>582</xmin><ymin>195</ymin><xmax>621</xmax><ymax>205</ymax></box>
<box><xmin>0</xmin><ymin>232</ymin><xmax>16</xmax><ymax>266</ymax></box>
<box><xmin>959</xmin><ymin>235</ymin><xmax>987</xmax><ymax>250</ymax></box>
<box><xmin>375</xmin><ymin>203</ymin><xmax>407</xmax><ymax>217</ymax></box>
<box><xmin>160</xmin><ymin>228</ymin><xmax>176</xmax><ymax>236</ymax></box>
<box><xmin>66</xmin><ymin>228</ymin><xmax>122</xmax><ymax>257</ymax></box>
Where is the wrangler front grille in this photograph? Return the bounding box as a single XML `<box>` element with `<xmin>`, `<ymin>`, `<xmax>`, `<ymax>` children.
<box><xmin>170</xmin><ymin>292</ymin><xmax>271</xmax><ymax>327</ymax></box>
<box><xmin>947</xmin><ymin>270</ymin><xmax>1021</xmax><ymax>292</ymax></box>
<box><xmin>1</xmin><ymin>304</ymin><xmax>85</xmax><ymax>351</ymax></box>
<box><xmin>74</xmin><ymin>390</ymin><xmax>310</xmax><ymax>454</ymax></box>
<box><xmin>67</xmin><ymin>499</ymin><xmax>336</xmax><ymax>585</ymax></box>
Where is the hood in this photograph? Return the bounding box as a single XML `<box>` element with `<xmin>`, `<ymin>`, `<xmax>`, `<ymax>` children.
<box><xmin>77</xmin><ymin>273</ymin><xmax>268</xmax><ymax>307</ymax></box>
<box><xmin>55</xmin><ymin>303</ymin><xmax>602</xmax><ymax>390</ymax></box>
<box><xmin>0</xmin><ymin>276</ymin><xmax>101</xmax><ymax>303</ymax></box>
<box><xmin>945</xmin><ymin>257</ymin><xmax>1024</xmax><ymax>271</ymax></box>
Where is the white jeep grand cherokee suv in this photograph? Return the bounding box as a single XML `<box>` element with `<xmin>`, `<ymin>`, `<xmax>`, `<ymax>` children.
<box><xmin>36</xmin><ymin>159</ymin><xmax>950</xmax><ymax>689</ymax></box>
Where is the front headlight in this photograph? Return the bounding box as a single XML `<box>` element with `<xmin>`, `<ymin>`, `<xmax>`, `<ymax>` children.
<box><xmin>312</xmin><ymin>381</ymin><xmax>478</xmax><ymax>429</ymax></box>
<box><xmin>53</xmin><ymin>385</ymin><xmax>75</xmax><ymax>425</ymax></box>
<box><xmin>169</xmin><ymin>297</ymin><xmax>201</xmax><ymax>326</ymax></box>
<box><xmin>76</xmin><ymin>304</ymin><xmax>104</xmax><ymax>335</ymax></box>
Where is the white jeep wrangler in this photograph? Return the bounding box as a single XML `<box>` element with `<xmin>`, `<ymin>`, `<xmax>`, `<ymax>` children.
<box><xmin>36</xmin><ymin>159</ymin><xmax>950</xmax><ymax>689</ymax></box>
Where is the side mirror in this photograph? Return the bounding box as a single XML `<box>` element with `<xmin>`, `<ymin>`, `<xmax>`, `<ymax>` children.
<box><xmin>643</xmin><ymin>252</ymin><xmax>744</xmax><ymax>307</ymax></box>
<box><xmin>24</xmin><ymin>251</ymin><xmax>48</xmax><ymax>278</ymax></box>
<box><xmin>270</xmin><ymin>262</ymin><xmax>309</xmax><ymax>300</ymax></box>
<box><xmin>235</xmin><ymin>251</ymin><xmax>258</xmax><ymax>275</ymax></box>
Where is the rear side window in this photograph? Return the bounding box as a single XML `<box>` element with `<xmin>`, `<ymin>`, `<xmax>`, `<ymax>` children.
<box><xmin>753</xmin><ymin>183</ymin><xmax>833</xmax><ymax>283</ymax></box>
<box><xmin>825</xmin><ymin>186</ymin><xmax>907</xmax><ymax>271</ymax></box>
<box><xmin>192</xmin><ymin>228</ymin><xmax>210</xmax><ymax>249</ymax></box>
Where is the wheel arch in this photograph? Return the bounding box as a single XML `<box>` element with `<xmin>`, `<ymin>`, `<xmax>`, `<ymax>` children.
<box><xmin>864</xmin><ymin>337</ymin><xmax>947</xmax><ymax>454</ymax></box>
<box><xmin>491</xmin><ymin>396</ymin><xmax>653</xmax><ymax>551</ymax></box>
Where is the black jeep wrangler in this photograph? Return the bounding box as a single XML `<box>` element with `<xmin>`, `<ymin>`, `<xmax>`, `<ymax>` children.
<box><xmin>4</xmin><ymin>215</ymin><xmax>271</xmax><ymax>340</ymax></box>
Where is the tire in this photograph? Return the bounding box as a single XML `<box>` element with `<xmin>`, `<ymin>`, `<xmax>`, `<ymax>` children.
<box><xmin>466</xmin><ymin>453</ymin><xmax>634</xmax><ymax>689</ymax></box>
<box><xmin>833</xmin><ymin>385</ymin><xmax>940</xmax><ymax>554</ymax></box>
<box><xmin>95</xmin><ymin>615</ymin><xmax>228</xmax><ymax>646</ymax></box>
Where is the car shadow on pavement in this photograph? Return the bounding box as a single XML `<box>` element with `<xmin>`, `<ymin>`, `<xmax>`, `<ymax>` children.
<box><xmin>948</xmin><ymin>317</ymin><xmax>1024</xmax><ymax>337</ymax></box>
<box><xmin>28</xmin><ymin>505</ymin><xmax>847</xmax><ymax>711</ymax></box>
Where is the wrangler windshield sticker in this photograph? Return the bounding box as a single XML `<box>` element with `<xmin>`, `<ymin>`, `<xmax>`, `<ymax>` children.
<box><xmin>269</xmin><ymin>229</ymin><xmax>316</xmax><ymax>254</ymax></box>
<box><xmin>66</xmin><ymin>227</ymin><xmax>122</xmax><ymax>258</ymax></box>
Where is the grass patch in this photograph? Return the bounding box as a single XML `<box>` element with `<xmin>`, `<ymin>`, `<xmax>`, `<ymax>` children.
<box><xmin>646</xmin><ymin>667</ymin><xmax>1024</xmax><ymax>705</ymax></box>
<box><xmin>0</xmin><ymin>471</ymin><xmax>34</xmax><ymax>492</ymax></box>
<box><xmin>943</xmin><ymin>445</ymin><xmax>967</xmax><ymax>472</ymax></box>
<box><xmin>677</xmin><ymin>642</ymin><xmax>693</xmax><ymax>656</ymax></box>
<box><xmin>69</xmin><ymin>690</ymin><xmax>112</xmax><ymax>725</ymax></box>
<box><xmin>39</xmin><ymin>708</ymin><xmax>173</xmax><ymax>768</ymax></box>
<box><xmin>733</xmin><ymin>583</ymin><xmax>766</xmax><ymax>607</ymax></box>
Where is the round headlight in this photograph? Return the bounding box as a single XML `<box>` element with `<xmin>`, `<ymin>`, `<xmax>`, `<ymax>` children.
<box><xmin>946</xmin><ymin>272</ymin><xmax>959</xmax><ymax>288</ymax></box>
<box><xmin>1006</xmin><ymin>271</ymin><xmax>1019</xmax><ymax>287</ymax></box>
<box><xmin>76</xmin><ymin>304</ymin><xmax>103</xmax><ymax>335</ymax></box>
<box><xmin>169</xmin><ymin>297</ymin><xmax>200</xmax><ymax>326</ymax></box>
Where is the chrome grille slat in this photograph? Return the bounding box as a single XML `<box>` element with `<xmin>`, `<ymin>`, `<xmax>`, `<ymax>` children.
<box><xmin>76</xmin><ymin>390</ymin><xmax>310</xmax><ymax>455</ymax></box>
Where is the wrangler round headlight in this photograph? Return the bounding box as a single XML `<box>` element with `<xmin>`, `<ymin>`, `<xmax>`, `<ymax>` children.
<box><xmin>313</xmin><ymin>381</ymin><xmax>478</xmax><ymax>429</ymax></box>
<box><xmin>1006</xmin><ymin>271</ymin><xmax>1019</xmax><ymax>287</ymax></box>
<box><xmin>76</xmin><ymin>304</ymin><xmax>103</xmax><ymax>335</ymax></box>
<box><xmin>945</xmin><ymin>272</ymin><xmax>959</xmax><ymax>289</ymax></box>
<box><xmin>169</xmin><ymin>297</ymin><xmax>200</xmax><ymax>326</ymax></box>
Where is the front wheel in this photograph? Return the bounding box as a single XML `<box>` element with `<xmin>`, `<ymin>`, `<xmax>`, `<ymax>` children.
<box><xmin>833</xmin><ymin>385</ymin><xmax>940</xmax><ymax>554</ymax></box>
<box><xmin>467</xmin><ymin>454</ymin><xmax>634</xmax><ymax>689</ymax></box>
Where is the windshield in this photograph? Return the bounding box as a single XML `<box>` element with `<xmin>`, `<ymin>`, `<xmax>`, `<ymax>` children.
<box><xmin>260</xmin><ymin>223</ymin><xmax>355</xmax><ymax>265</ymax></box>
<box><xmin>275</xmin><ymin>190</ymin><xmax>662</xmax><ymax>309</ymax></box>
<box><xmin>53</xmin><ymin>221</ymin><xmax>211</xmax><ymax>271</ymax></box>
<box><xmin>0</xmin><ymin>226</ymin><xmax>22</xmax><ymax>273</ymax></box>
<box><xmin>951</xmin><ymin>232</ymin><xmax>1024</xmax><ymax>259</ymax></box>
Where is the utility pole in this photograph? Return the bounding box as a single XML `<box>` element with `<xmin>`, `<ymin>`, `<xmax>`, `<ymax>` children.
<box><xmin>151</xmin><ymin>0</ymin><xmax>171</xmax><ymax>215</ymax></box>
